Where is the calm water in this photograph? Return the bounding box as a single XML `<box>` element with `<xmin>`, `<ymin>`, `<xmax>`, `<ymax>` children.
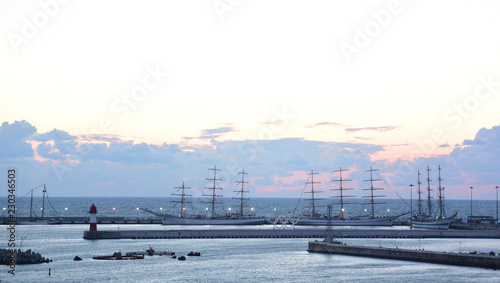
<box><xmin>2</xmin><ymin>197</ymin><xmax>498</xmax><ymax>220</ymax></box>
<box><xmin>0</xmin><ymin>225</ymin><xmax>499</xmax><ymax>282</ymax></box>
<box><xmin>0</xmin><ymin>198</ymin><xmax>499</xmax><ymax>282</ymax></box>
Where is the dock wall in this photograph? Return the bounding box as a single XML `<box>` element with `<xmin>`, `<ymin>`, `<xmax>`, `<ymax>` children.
<box><xmin>83</xmin><ymin>229</ymin><xmax>500</xmax><ymax>240</ymax></box>
<box><xmin>308</xmin><ymin>241</ymin><xmax>500</xmax><ymax>269</ymax></box>
<box><xmin>0</xmin><ymin>217</ymin><xmax>162</xmax><ymax>225</ymax></box>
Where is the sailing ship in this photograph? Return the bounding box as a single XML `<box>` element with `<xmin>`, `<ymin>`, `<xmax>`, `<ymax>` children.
<box><xmin>141</xmin><ymin>166</ymin><xmax>267</xmax><ymax>225</ymax></box>
<box><xmin>411</xmin><ymin>166</ymin><xmax>455</xmax><ymax>229</ymax></box>
<box><xmin>18</xmin><ymin>184</ymin><xmax>61</xmax><ymax>225</ymax></box>
<box><xmin>293</xmin><ymin>167</ymin><xmax>399</xmax><ymax>226</ymax></box>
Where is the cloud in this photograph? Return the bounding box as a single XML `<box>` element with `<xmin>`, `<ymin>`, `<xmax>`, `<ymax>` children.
<box><xmin>200</xmin><ymin>126</ymin><xmax>236</xmax><ymax>138</ymax></box>
<box><xmin>306</xmin><ymin>123</ymin><xmax>400</xmax><ymax>135</ymax></box>
<box><xmin>2</xmin><ymin>120</ymin><xmax>500</xmax><ymax>200</ymax></box>
<box><xmin>345</xmin><ymin>126</ymin><xmax>399</xmax><ymax>133</ymax></box>
<box><xmin>32</xmin><ymin>129</ymin><xmax>77</xmax><ymax>142</ymax></box>
<box><xmin>389</xmin><ymin>125</ymin><xmax>500</xmax><ymax>194</ymax></box>
<box><xmin>354</xmin><ymin>136</ymin><xmax>374</xmax><ymax>141</ymax></box>
<box><xmin>439</xmin><ymin>144</ymin><xmax>450</xmax><ymax>148</ymax></box>
<box><xmin>0</xmin><ymin>120</ymin><xmax>36</xmax><ymax>158</ymax></box>
<box><xmin>306</xmin><ymin>122</ymin><xmax>346</xmax><ymax>128</ymax></box>
<box><xmin>462</xmin><ymin>138</ymin><xmax>488</xmax><ymax>146</ymax></box>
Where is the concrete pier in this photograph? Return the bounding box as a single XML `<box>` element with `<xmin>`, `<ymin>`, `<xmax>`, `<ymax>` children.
<box><xmin>308</xmin><ymin>241</ymin><xmax>500</xmax><ymax>269</ymax></box>
<box><xmin>83</xmin><ymin>229</ymin><xmax>500</xmax><ymax>240</ymax></box>
<box><xmin>0</xmin><ymin>217</ymin><xmax>162</xmax><ymax>225</ymax></box>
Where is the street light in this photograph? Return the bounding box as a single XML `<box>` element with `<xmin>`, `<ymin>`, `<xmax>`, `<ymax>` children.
<box><xmin>410</xmin><ymin>184</ymin><xmax>414</xmax><ymax>230</ymax></box>
<box><xmin>470</xmin><ymin>186</ymin><xmax>473</xmax><ymax>218</ymax></box>
<box><xmin>496</xmin><ymin>186</ymin><xmax>499</xmax><ymax>221</ymax></box>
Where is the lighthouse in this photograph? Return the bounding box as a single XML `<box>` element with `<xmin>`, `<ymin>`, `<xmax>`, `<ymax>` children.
<box><xmin>89</xmin><ymin>204</ymin><xmax>97</xmax><ymax>231</ymax></box>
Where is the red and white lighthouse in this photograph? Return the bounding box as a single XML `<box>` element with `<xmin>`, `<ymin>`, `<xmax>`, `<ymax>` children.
<box><xmin>89</xmin><ymin>204</ymin><xmax>97</xmax><ymax>231</ymax></box>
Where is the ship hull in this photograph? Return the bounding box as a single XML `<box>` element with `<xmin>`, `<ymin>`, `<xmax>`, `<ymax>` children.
<box><xmin>17</xmin><ymin>219</ymin><xmax>61</xmax><ymax>225</ymax></box>
<box><xmin>293</xmin><ymin>217</ymin><xmax>396</xmax><ymax>226</ymax></box>
<box><xmin>412</xmin><ymin>220</ymin><xmax>450</xmax><ymax>230</ymax></box>
<box><xmin>160</xmin><ymin>216</ymin><xmax>267</xmax><ymax>225</ymax></box>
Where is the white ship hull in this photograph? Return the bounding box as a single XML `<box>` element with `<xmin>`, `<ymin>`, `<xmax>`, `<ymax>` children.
<box><xmin>160</xmin><ymin>215</ymin><xmax>267</xmax><ymax>225</ymax></box>
<box><xmin>412</xmin><ymin>220</ymin><xmax>450</xmax><ymax>230</ymax></box>
<box><xmin>17</xmin><ymin>219</ymin><xmax>61</xmax><ymax>225</ymax></box>
<box><xmin>294</xmin><ymin>216</ymin><xmax>396</xmax><ymax>226</ymax></box>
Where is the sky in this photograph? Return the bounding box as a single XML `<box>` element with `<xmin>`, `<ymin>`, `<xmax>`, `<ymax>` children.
<box><xmin>1</xmin><ymin>0</ymin><xmax>500</xmax><ymax>200</ymax></box>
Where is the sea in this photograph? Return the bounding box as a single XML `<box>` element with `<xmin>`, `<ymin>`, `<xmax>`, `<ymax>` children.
<box><xmin>0</xmin><ymin>197</ymin><xmax>499</xmax><ymax>282</ymax></box>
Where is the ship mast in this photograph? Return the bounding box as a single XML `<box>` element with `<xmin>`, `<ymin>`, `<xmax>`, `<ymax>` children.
<box><xmin>42</xmin><ymin>184</ymin><xmax>46</xmax><ymax>218</ymax></box>
<box><xmin>363</xmin><ymin>167</ymin><xmax>386</xmax><ymax>218</ymax></box>
<box><xmin>233</xmin><ymin>170</ymin><xmax>249</xmax><ymax>217</ymax></box>
<box><xmin>30</xmin><ymin>188</ymin><xmax>33</xmax><ymax>221</ymax></box>
<box><xmin>417</xmin><ymin>170</ymin><xmax>423</xmax><ymax>217</ymax></box>
<box><xmin>437</xmin><ymin>165</ymin><xmax>445</xmax><ymax>219</ymax></box>
<box><xmin>426</xmin><ymin>166</ymin><xmax>433</xmax><ymax>218</ymax></box>
<box><xmin>331</xmin><ymin>167</ymin><xmax>355</xmax><ymax>219</ymax></box>
<box><xmin>305</xmin><ymin>170</ymin><xmax>324</xmax><ymax>216</ymax></box>
<box><xmin>171</xmin><ymin>182</ymin><xmax>192</xmax><ymax>217</ymax></box>
<box><xmin>202</xmin><ymin>165</ymin><xmax>223</xmax><ymax>218</ymax></box>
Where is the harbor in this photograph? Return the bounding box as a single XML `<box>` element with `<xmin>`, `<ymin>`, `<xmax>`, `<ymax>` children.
<box><xmin>308</xmin><ymin>241</ymin><xmax>500</xmax><ymax>270</ymax></box>
<box><xmin>82</xmin><ymin>228</ymin><xmax>500</xmax><ymax>240</ymax></box>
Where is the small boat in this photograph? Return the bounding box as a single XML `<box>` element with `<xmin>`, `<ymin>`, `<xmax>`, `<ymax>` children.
<box><xmin>127</xmin><ymin>246</ymin><xmax>175</xmax><ymax>256</ymax></box>
<box><xmin>92</xmin><ymin>252</ymin><xmax>144</xmax><ymax>260</ymax></box>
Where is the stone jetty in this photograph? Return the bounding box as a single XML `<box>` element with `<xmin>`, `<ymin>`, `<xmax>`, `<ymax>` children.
<box><xmin>83</xmin><ymin>228</ymin><xmax>500</xmax><ymax>240</ymax></box>
<box><xmin>0</xmin><ymin>249</ymin><xmax>51</xmax><ymax>265</ymax></box>
<box><xmin>308</xmin><ymin>241</ymin><xmax>500</xmax><ymax>269</ymax></box>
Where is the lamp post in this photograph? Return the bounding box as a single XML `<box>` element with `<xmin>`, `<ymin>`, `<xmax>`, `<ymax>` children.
<box><xmin>496</xmin><ymin>186</ymin><xmax>499</xmax><ymax>221</ymax></box>
<box><xmin>470</xmin><ymin>186</ymin><xmax>473</xmax><ymax>218</ymax></box>
<box><xmin>410</xmin><ymin>184</ymin><xmax>414</xmax><ymax>230</ymax></box>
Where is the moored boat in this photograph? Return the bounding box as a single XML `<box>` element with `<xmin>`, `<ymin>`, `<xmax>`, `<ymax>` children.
<box><xmin>17</xmin><ymin>184</ymin><xmax>62</xmax><ymax>225</ymax></box>
<box><xmin>92</xmin><ymin>252</ymin><xmax>144</xmax><ymax>260</ymax></box>
<box><xmin>141</xmin><ymin>166</ymin><xmax>267</xmax><ymax>225</ymax></box>
<box><xmin>411</xmin><ymin>166</ymin><xmax>456</xmax><ymax>230</ymax></box>
<box><xmin>412</xmin><ymin>220</ymin><xmax>450</xmax><ymax>230</ymax></box>
<box><xmin>287</xmin><ymin>167</ymin><xmax>399</xmax><ymax>226</ymax></box>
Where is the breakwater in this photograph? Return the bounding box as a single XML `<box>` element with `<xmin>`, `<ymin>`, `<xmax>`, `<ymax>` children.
<box><xmin>83</xmin><ymin>229</ymin><xmax>500</xmax><ymax>240</ymax></box>
<box><xmin>308</xmin><ymin>241</ymin><xmax>500</xmax><ymax>269</ymax></box>
<box><xmin>0</xmin><ymin>217</ymin><xmax>162</xmax><ymax>225</ymax></box>
<box><xmin>0</xmin><ymin>249</ymin><xmax>51</xmax><ymax>265</ymax></box>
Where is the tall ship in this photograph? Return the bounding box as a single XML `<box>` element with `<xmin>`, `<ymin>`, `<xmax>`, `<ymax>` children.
<box><xmin>293</xmin><ymin>167</ymin><xmax>399</xmax><ymax>226</ymax></box>
<box><xmin>411</xmin><ymin>166</ymin><xmax>456</xmax><ymax>229</ymax></box>
<box><xmin>18</xmin><ymin>184</ymin><xmax>61</xmax><ymax>225</ymax></box>
<box><xmin>141</xmin><ymin>166</ymin><xmax>266</xmax><ymax>225</ymax></box>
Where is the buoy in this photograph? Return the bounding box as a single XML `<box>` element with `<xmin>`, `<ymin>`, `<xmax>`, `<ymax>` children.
<box><xmin>73</xmin><ymin>256</ymin><xmax>82</xmax><ymax>261</ymax></box>
<box><xmin>89</xmin><ymin>204</ymin><xmax>97</xmax><ymax>231</ymax></box>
